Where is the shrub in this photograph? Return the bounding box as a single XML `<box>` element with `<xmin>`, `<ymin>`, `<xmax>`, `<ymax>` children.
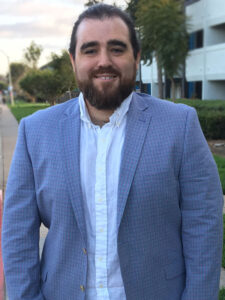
<box><xmin>198</xmin><ymin>111</ymin><xmax>225</xmax><ymax>139</ymax></box>
<box><xmin>174</xmin><ymin>99</ymin><xmax>225</xmax><ymax>139</ymax></box>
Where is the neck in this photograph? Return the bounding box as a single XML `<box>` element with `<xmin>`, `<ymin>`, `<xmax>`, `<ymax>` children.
<box><xmin>85</xmin><ymin>100</ymin><xmax>114</xmax><ymax>127</ymax></box>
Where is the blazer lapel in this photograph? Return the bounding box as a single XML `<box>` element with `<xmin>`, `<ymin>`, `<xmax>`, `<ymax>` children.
<box><xmin>60</xmin><ymin>100</ymin><xmax>87</xmax><ymax>245</ymax></box>
<box><xmin>117</xmin><ymin>94</ymin><xmax>152</xmax><ymax>229</ymax></box>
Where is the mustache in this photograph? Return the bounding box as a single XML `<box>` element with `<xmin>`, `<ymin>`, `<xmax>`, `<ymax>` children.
<box><xmin>90</xmin><ymin>66</ymin><xmax>121</xmax><ymax>77</ymax></box>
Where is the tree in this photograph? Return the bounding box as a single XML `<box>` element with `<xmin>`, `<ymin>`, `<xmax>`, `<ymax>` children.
<box><xmin>20</xmin><ymin>51</ymin><xmax>77</xmax><ymax>104</ymax></box>
<box><xmin>10</xmin><ymin>63</ymin><xmax>27</xmax><ymax>85</ymax></box>
<box><xmin>35</xmin><ymin>69</ymin><xmax>63</xmax><ymax>105</ymax></box>
<box><xmin>136</xmin><ymin>0</ymin><xmax>188</xmax><ymax>100</ymax></box>
<box><xmin>19</xmin><ymin>69</ymin><xmax>42</xmax><ymax>103</ymax></box>
<box><xmin>9</xmin><ymin>62</ymin><xmax>28</xmax><ymax>98</ymax></box>
<box><xmin>85</xmin><ymin>0</ymin><xmax>103</xmax><ymax>7</ymax></box>
<box><xmin>49</xmin><ymin>50</ymin><xmax>76</xmax><ymax>94</ymax></box>
<box><xmin>126</xmin><ymin>0</ymin><xmax>139</xmax><ymax>22</ymax></box>
<box><xmin>0</xmin><ymin>81</ymin><xmax>7</xmax><ymax>91</ymax></box>
<box><xmin>24</xmin><ymin>41</ymin><xmax>43</xmax><ymax>69</ymax></box>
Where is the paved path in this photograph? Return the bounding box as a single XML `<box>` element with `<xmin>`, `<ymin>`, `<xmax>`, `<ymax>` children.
<box><xmin>0</xmin><ymin>103</ymin><xmax>225</xmax><ymax>296</ymax></box>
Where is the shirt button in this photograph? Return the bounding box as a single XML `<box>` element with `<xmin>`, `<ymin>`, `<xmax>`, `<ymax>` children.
<box><xmin>99</xmin><ymin>228</ymin><xmax>104</xmax><ymax>232</ymax></box>
<box><xmin>99</xmin><ymin>284</ymin><xmax>103</xmax><ymax>288</ymax></box>
<box><xmin>98</xmin><ymin>257</ymin><xmax>103</xmax><ymax>261</ymax></box>
<box><xmin>80</xmin><ymin>285</ymin><xmax>85</xmax><ymax>292</ymax></box>
<box><xmin>82</xmin><ymin>248</ymin><xmax>87</xmax><ymax>254</ymax></box>
<box><xmin>98</xmin><ymin>198</ymin><xmax>103</xmax><ymax>203</ymax></box>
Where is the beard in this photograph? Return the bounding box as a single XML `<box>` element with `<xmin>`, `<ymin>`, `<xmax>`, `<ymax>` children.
<box><xmin>76</xmin><ymin>65</ymin><xmax>136</xmax><ymax>110</ymax></box>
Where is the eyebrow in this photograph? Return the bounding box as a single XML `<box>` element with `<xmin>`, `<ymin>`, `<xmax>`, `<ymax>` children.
<box><xmin>80</xmin><ymin>39</ymin><xmax>128</xmax><ymax>52</ymax></box>
<box><xmin>107</xmin><ymin>39</ymin><xmax>127</xmax><ymax>49</ymax></box>
<box><xmin>80</xmin><ymin>41</ymin><xmax>99</xmax><ymax>52</ymax></box>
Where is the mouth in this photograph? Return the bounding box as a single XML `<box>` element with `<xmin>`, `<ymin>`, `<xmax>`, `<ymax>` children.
<box><xmin>94</xmin><ymin>74</ymin><xmax>118</xmax><ymax>81</ymax></box>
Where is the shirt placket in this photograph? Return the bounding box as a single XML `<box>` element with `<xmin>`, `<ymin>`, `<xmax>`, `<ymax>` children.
<box><xmin>95</xmin><ymin>126</ymin><xmax>110</xmax><ymax>299</ymax></box>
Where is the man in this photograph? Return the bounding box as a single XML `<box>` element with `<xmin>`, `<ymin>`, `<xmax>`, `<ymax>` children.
<box><xmin>2</xmin><ymin>4</ymin><xmax>223</xmax><ymax>300</ymax></box>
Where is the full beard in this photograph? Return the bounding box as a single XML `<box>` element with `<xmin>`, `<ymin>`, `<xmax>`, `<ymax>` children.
<box><xmin>76</xmin><ymin>65</ymin><xmax>136</xmax><ymax>110</ymax></box>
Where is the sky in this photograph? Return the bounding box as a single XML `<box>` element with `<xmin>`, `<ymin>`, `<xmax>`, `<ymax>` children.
<box><xmin>0</xmin><ymin>0</ymin><xmax>127</xmax><ymax>76</ymax></box>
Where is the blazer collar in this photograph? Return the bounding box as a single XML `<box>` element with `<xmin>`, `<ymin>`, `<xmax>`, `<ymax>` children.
<box><xmin>117</xmin><ymin>93</ymin><xmax>152</xmax><ymax>229</ymax></box>
<box><xmin>60</xmin><ymin>99</ymin><xmax>87</xmax><ymax>245</ymax></box>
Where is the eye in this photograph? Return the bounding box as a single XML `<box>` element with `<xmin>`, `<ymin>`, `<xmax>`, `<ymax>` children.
<box><xmin>111</xmin><ymin>47</ymin><xmax>124</xmax><ymax>54</ymax></box>
<box><xmin>84</xmin><ymin>48</ymin><xmax>97</xmax><ymax>55</ymax></box>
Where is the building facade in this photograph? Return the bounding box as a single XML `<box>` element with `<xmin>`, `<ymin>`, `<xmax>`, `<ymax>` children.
<box><xmin>140</xmin><ymin>0</ymin><xmax>225</xmax><ymax>100</ymax></box>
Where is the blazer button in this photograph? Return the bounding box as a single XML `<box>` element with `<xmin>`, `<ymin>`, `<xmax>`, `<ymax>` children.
<box><xmin>82</xmin><ymin>248</ymin><xmax>87</xmax><ymax>254</ymax></box>
<box><xmin>80</xmin><ymin>285</ymin><xmax>85</xmax><ymax>292</ymax></box>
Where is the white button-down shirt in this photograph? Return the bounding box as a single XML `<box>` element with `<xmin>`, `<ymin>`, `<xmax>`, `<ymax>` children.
<box><xmin>79</xmin><ymin>92</ymin><xmax>132</xmax><ymax>299</ymax></box>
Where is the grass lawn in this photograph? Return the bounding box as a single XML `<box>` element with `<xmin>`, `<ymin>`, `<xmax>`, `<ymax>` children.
<box><xmin>219</xmin><ymin>287</ymin><xmax>225</xmax><ymax>299</ymax></box>
<box><xmin>214</xmin><ymin>155</ymin><xmax>225</xmax><ymax>194</ymax></box>
<box><xmin>8</xmin><ymin>101</ymin><xmax>49</xmax><ymax>122</ymax></box>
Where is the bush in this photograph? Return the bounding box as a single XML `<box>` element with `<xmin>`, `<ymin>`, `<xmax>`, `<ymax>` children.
<box><xmin>174</xmin><ymin>100</ymin><xmax>225</xmax><ymax>139</ymax></box>
<box><xmin>198</xmin><ymin>111</ymin><xmax>225</xmax><ymax>139</ymax></box>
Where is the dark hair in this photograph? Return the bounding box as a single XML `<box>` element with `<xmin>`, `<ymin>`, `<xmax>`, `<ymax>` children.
<box><xmin>69</xmin><ymin>3</ymin><xmax>140</xmax><ymax>60</ymax></box>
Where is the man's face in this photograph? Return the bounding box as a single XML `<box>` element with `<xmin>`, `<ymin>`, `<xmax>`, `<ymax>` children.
<box><xmin>70</xmin><ymin>17</ymin><xmax>140</xmax><ymax>110</ymax></box>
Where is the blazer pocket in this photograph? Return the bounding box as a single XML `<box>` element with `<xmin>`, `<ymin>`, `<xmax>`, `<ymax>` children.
<box><xmin>164</xmin><ymin>260</ymin><xmax>185</xmax><ymax>280</ymax></box>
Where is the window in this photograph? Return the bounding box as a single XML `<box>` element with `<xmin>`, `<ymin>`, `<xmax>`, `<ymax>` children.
<box><xmin>189</xmin><ymin>30</ymin><xmax>203</xmax><ymax>50</ymax></box>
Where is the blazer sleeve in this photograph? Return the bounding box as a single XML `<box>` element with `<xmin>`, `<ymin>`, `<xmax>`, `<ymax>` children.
<box><xmin>2</xmin><ymin>118</ymin><xmax>44</xmax><ymax>300</ymax></box>
<box><xmin>179</xmin><ymin>107</ymin><xmax>224</xmax><ymax>300</ymax></box>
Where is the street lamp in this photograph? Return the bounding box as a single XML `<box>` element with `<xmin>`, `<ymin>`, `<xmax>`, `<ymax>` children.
<box><xmin>0</xmin><ymin>49</ymin><xmax>15</xmax><ymax>105</ymax></box>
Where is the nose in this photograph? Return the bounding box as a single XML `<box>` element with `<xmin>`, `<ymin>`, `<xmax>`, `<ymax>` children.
<box><xmin>97</xmin><ymin>49</ymin><xmax>112</xmax><ymax>67</ymax></box>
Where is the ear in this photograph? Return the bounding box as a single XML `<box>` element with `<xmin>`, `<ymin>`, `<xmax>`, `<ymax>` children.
<box><xmin>135</xmin><ymin>51</ymin><xmax>141</xmax><ymax>70</ymax></box>
<box><xmin>69</xmin><ymin>53</ymin><xmax>76</xmax><ymax>72</ymax></box>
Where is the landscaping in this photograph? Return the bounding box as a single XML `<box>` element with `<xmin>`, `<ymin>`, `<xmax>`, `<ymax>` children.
<box><xmin>8</xmin><ymin>101</ymin><xmax>49</xmax><ymax>122</ymax></box>
<box><xmin>175</xmin><ymin>99</ymin><xmax>225</xmax><ymax>139</ymax></box>
<box><xmin>219</xmin><ymin>287</ymin><xmax>225</xmax><ymax>299</ymax></box>
<box><xmin>214</xmin><ymin>155</ymin><xmax>225</xmax><ymax>194</ymax></box>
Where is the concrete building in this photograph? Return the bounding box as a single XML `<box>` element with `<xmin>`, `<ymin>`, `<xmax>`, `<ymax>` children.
<box><xmin>140</xmin><ymin>0</ymin><xmax>225</xmax><ymax>100</ymax></box>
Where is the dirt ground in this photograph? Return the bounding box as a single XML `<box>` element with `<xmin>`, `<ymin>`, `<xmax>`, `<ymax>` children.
<box><xmin>208</xmin><ymin>140</ymin><xmax>225</xmax><ymax>158</ymax></box>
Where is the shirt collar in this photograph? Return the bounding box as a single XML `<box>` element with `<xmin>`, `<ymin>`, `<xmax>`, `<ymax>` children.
<box><xmin>79</xmin><ymin>92</ymin><xmax>133</xmax><ymax>128</ymax></box>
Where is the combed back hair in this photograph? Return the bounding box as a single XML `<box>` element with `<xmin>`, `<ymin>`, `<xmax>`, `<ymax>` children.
<box><xmin>69</xmin><ymin>3</ymin><xmax>140</xmax><ymax>60</ymax></box>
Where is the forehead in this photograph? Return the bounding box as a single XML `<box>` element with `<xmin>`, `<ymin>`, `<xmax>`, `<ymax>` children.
<box><xmin>76</xmin><ymin>17</ymin><xmax>130</xmax><ymax>48</ymax></box>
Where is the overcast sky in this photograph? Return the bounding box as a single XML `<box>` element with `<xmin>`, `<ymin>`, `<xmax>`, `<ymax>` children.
<box><xmin>0</xmin><ymin>0</ymin><xmax>127</xmax><ymax>75</ymax></box>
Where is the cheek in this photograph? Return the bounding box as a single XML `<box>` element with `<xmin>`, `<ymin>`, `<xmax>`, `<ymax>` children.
<box><xmin>120</xmin><ymin>61</ymin><xmax>137</xmax><ymax>78</ymax></box>
<box><xmin>75</xmin><ymin>65</ymin><xmax>89</xmax><ymax>80</ymax></box>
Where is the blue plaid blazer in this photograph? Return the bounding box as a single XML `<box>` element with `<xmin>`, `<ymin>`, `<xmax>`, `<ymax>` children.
<box><xmin>2</xmin><ymin>93</ymin><xmax>223</xmax><ymax>300</ymax></box>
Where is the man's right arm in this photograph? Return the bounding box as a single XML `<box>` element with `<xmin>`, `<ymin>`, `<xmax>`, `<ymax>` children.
<box><xmin>2</xmin><ymin>119</ymin><xmax>44</xmax><ymax>300</ymax></box>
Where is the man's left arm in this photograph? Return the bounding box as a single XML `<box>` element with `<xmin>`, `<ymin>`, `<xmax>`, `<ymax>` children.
<box><xmin>179</xmin><ymin>107</ymin><xmax>223</xmax><ymax>300</ymax></box>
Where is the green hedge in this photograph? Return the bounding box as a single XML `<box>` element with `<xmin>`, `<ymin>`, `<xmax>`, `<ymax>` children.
<box><xmin>198</xmin><ymin>111</ymin><xmax>225</xmax><ymax>139</ymax></box>
<box><xmin>174</xmin><ymin>100</ymin><xmax>225</xmax><ymax>139</ymax></box>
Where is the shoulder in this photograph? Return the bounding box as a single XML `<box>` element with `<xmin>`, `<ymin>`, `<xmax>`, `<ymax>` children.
<box><xmin>133</xmin><ymin>92</ymin><xmax>195</xmax><ymax>116</ymax></box>
<box><xmin>21</xmin><ymin>98</ymin><xmax>79</xmax><ymax>128</ymax></box>
<box><xmin>132</xmin><ymin>93</ymin><xmax>198</xmax><ymax>125</ymax></box>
